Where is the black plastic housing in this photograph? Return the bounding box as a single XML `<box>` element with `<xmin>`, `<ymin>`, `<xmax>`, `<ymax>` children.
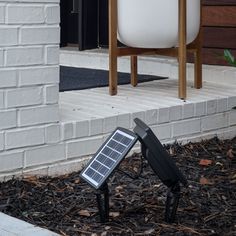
<box><xmin>133</xmin><ymin>118</ymin><xmax>187</xmax><ymax>188</ymax></box>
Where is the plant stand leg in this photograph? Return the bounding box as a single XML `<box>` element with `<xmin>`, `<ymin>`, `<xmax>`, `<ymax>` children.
<box><xmin>194</xmin><ymin>5</ymin><xmax>202</xmax><ymax>89</ymax></box>
<box><xmin>131</xmin><ymin>55</ymin><xmax>138</xmax><ymax>86</ymax></box>
<box><xmin>194</xmin><ymin>44</ymin><xmax>202</xmax><ymax>89</ymax></box>
<box><xmin>109</xmin><ymin>0</ymin><xmax>118</xmax><ymax>95</ymax></box>
<box><xmin>178</xmin><ymin>0</ymin><xmax>187</xmax><ymax>100</ymax></box>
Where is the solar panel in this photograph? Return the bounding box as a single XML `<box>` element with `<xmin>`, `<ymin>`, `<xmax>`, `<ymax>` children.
<box><xmin>80</xmin><ymin>127</ymin><xmax>138</xmax><ymax>189</ymax></box>
<box><xmin>133</xmin><ymin>118</ymin><xmax>187</xmax><ymax>187</ymax></box>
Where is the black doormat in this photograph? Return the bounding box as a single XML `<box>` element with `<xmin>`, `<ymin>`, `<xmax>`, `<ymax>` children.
<box><xmin>59</xmin><ymin>66</ymin><xmax>167</xmax><ymax>92</ymax></box>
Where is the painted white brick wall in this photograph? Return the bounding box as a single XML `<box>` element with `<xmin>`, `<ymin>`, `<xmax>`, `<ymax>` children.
<box><xmin>145</xmin><ymin>109</ymin><xmax>158</xmax><ymax>125</ymax></box>
<box><xmin>61</xmin><ymin>122</ymin><xmax>75</xmax><ymax>141</ymax></box>
<box><xmin>19</xmin><ymin>66</ymin><xmax>59</xmax><ymax>86</ymax></box>
<box><xmin>0</xmin><ymin>151</ymin><xmax>23</xmax><ymax>172</ymax></box>
<box><xmin>230</xmin><ymin>110</ymin><xmax>236</xmax><ymax>125</ymax></box>
<box><xmin>170</xmin><ymin>105</ymin><xmax>182</xmax><ymax>121</ymax></box>
<box><xmin>44</xmin><ymin>84</ymin><xmax>59</xmax><ymax>104</ymax></box>
<box><xmin>5</xmin><ymin>46</ymin><xmax>44</xmax><ymax>66</ymax></box>
<box><xmin>0</xmin><ymin>69</ymin><xmax>17</xmax><ymax>88</ymax></box>
<box><xmin>6</xmin><ymin>5</ymin><xmax>45</xmax><ymax>24</ymax></box>
<box><xmin>0</xmin><ymin>110</ymin><xmax>17</xmax><ymax>129</ymax></box>
<box><xmin>89</xmin><ymin>118</ymin><xmax>104</xmax><ymax>136</ymax></box>
<box><xmin>5</xmin><ymin>87</ymin><xmax>43</xmax><ymax>108</ymax></box>
<box><xmin>201</xmin><ymin>113</ymin><xmax>229</xmax><ymax>132</ymax></box>
<box><xmin>45</xmin><ymin>45</ymin><xmax>60</xmax><ymax>64</ymax></box>
<box><xmin>0</xmin><ymin>5</ymin><xmax>5</xmax><ymax>23</ymax></box>
<box><xmin>152</xmin><ymin>123</ymin><xmax>172</xmax><ymax>140</ymax></box>
<box><xmin>20</xmin><ymin>26</ymin><xmax>59</xmax><ymax>45</ymax></box>
<box><xmin>75</xmin><ymin>120</ymin><xmax>89</xmax><ymax>138</ymax></box>
<box><xmin>182</xmin><ymin>103</ymin><xmax>194</xmax><ymax>119</ymax></box>
<box><xmin>18</xmin><ymin>105</ymin><xmax>59</xmax><ymax>126</ymax></box>
<box><xmin>46</xmin><ymin>4</ymin><xmax>60</xmax><ymax>24</ymax></box>
<box><xmin>158</xmin><ymin>107</ymin><xmax>170</xmax><ymax>123</ymax></box>
<box><xmin>217</xmin><ymin>98</ymin><xmax>228</xmax><ymax>113</ymax></box>
<box><xmin>0</xmin><ymin>27</ymin><xmax>18</xmax><ymax>46</ymax></box>
<box><xmin>117</xmin><ymin>113</ymin><xmax>130</xmax><ymax>129</ymax></box>
<box><xmin>5</xmin><ymin>127</ymin><xmax>45</xmax><ymax>150</ymax></box>
<box><xmin>0</xmin><ymin>133</ymin><xmax>4</xmax><ymax>151</ymax></box>
<box><xmin>25</xmin><ymin>144</ymin><xmax>65</xmax><ymax>167</ymax></box>
<box><xmin>173</xmin><ymin>118</ymin><xmax>201</xmax><ymax>137</ymax></box>
<box><xmin>0</xmin><ymin>0</ymin><xmax>60</xmax><ymax>175</ymax></box>
<box><xmin>67</xmin><ymin>136</ymin><xmax>104</xmax><ymax>159</ymax></box>
<box><xmin>45</xmin><ymin>124</ymin><xmax>61</xmax><ymax>144</ymax></box>
<box><xmin>0</xmin><ymin>49</ymin><xmax>3</xmax><ymax>66</ymax></box>
<box><xmin>207</xmin><ymin>100</ymin><xmax>217</xmax><ymax>115</ymax></box>
<box><xmin>195</xmin><ymin>101</ymin><xmax>206</xmax><ymax>117</ymax></box>
<box><xmin>228</xmin><ymin>96</ymin><xmax>236</xmax><ymax>109</ymax></box>
<box><xmin>103</xmin><ymin>115</ymin><xmax>117</xmax><ymax>133</ymax></box>
<box><xmin>0</xmin><ymin>91</ymin><xmax>4</xmax><ymax>109</ymax></box>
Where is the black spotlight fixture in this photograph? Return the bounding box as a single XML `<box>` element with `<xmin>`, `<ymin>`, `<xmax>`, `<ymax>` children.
<box><xmin>80</xmin><ymin>119</ymin><xmax>187</xmax><ymax>223</ymax></box>
<box><xmin>133</xmin><ymin>118</ymin><xmax>188</xmax><ymax>223</ymax></box>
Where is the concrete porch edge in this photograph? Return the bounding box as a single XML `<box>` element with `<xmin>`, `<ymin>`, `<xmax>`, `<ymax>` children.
<box><xmin>0</xmin><ymin>213</ymin><xmax>59</xmax><ymax>236</ymax></box>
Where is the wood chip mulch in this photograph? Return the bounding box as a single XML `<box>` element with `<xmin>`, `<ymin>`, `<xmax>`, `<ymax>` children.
<box><xmin>0</xmin><ymin>137</ymin><xmax>236</xmax><ymax>236</ymax></box>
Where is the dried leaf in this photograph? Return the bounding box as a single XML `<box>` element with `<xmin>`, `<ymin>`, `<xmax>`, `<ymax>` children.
<box><xmin>200</xmin><ymin>177</ymin><xmax>214</xmax><ymax>185</ymax></box>
<box><xmin>199</xmin><ymin>159</ymin><xmax>213</xmax><ymax>166</ymax></box>
<box><xmin>144</xmin><ymin>228</ymin><xmax>155</xmax><ymax>235</ymax></box>
<box><xmin>78</xmin><ymin>209</ymin><xmax>90</xmax><ymax>217</ymax></box>
<box><xmin>23</xmin><ymin>176</ymin><xmax>38</xmax><ymax>181</ymax></box>
<box><xmin>230</xmin><ymin>179</ymin><xmax>236</xmax><ymax>184</ymax></box>
<box><xmin>109</xmin><ymin>211</ymin><xmax>120</xmax><ymax>218</ymax></box>
<box><xmin>153</xmin><ymin>183</ymin><xmax>162</xmax><ymax>188</ymax></box>
<box><xmin>101</xmin><ymin>232</ymin><xmax>107</xmax><ymax>236</ymax></box>
<box><xmin>74</xmin><ymin>179</ymin><xmax>80</xmax><ymax>184</ymax></box>
<box><xmin>169</xmin><ymin>147</ymin><xmax>174</xmax><ymax>155</ymax></box>
<box><xmin>115</xmin><ymin>186</ymin><xmax>123</xmax><ymax>192</ymax></box>
<box><xmin>227</xmin><ymin>149</ymin><xmax>234</xmax><ymax>158</ymax></box>
<box><xmin>215</xmin><ymin>162</ymin><xmax>223</xmax><ymax>167</ymax></box>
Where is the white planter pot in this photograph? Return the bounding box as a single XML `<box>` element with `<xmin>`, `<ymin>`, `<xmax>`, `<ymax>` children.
<box><xmin>117</xmin><ymin>0</ymin><xmax>200</xmax><ymax>48</ymax></box>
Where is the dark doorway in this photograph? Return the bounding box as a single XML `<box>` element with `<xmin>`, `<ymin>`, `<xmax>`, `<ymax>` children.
<box><xmin>78</xmin><ymin>0</ymin><xmax>99</xmax><ymax>50</ymax></box>
<box><xmin>60</xmin><ymin>0</ymin><xmax>109</xmax><ymax>50</ymax></box>
<box><xmin>60</xmin><ymin>0</ymin><xmax>79</xmax><ymax>47</ymax></box>
<box><xmin>99</xmin><ymin>0</ymin><xmax>109</xmax><ymax>48</ymax></box>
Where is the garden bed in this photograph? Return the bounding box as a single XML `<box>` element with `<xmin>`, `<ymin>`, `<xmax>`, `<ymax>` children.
<box><xmin>0</xmin><ymin>137</ymin><xmax>236</xmax><ymax>236</ymax></box>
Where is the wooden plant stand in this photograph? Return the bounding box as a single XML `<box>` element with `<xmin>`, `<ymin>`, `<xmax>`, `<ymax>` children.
<box><xmin>109</xmin><ymin>0</ymin><xmax>202</xmax><ymax>99</ymax></box>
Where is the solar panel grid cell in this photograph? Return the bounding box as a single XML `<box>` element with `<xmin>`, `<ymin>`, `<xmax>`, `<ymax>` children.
<box><xmin>97</xmin><ymin>153</ymin><xmax>107</xmax><ymax>163</ymax></box>
<box><xmin>107</xmin><ymin>140</ymin><xmax>126</xmax><ymax>154</ymax></box>
<box><xmin>80</xmin><ymin>128</ymin><xmax>137</xmax><ymax>189</ymax></box>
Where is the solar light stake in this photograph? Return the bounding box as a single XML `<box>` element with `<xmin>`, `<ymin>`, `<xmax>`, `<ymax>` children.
<box><xmin>165</xmin><ymin>182</ymin><xmax>181</xmax><ymax>223</ymax></box>
<box><xmin>80</xmin><ymin>128</ymin><xmax>138</xmax><ymax>223</ymax></box>
<box><xmin>95</xmin><ymin>182</ymin><xmax>109</xmax><ymax>223</ymax></box>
